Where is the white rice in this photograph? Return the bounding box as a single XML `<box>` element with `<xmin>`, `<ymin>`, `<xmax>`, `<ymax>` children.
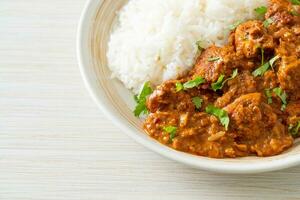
<box><xmin>107</xmin><ymin>0</ymin><xmax>268</xmax><ymax>93</ymax></box>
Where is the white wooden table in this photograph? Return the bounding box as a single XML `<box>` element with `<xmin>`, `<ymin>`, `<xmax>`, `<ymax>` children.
<box><xmin>1</xmin><ymin>1</ymin><xmax>300</xmax><ymax>199</ymax></box>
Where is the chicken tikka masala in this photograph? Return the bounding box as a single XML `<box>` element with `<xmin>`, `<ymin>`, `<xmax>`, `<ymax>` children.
<box><xmin>134</xmin><ymin>0</ymin><xmax>300</xmax><ymax>158</ymax></box>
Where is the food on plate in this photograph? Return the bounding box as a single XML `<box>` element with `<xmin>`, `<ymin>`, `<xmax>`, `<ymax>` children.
<box><xmin>109</xmin><ymin>0</ymin><xmax>300</xmax><ymax>158</ymax></box>
<box><xmin>107</xmin><ymin>0</ymin><xmax>268</xmax><ymax>93</ymax></box>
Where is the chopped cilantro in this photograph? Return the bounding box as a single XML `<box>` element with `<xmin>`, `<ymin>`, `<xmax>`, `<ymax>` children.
<box><xmin>196</xmin><ymin>40</ymin><xmax>205</xmax><ymax>53</ymax></box>
<box><xmin>229</xmin><ymin>20</ymin><xmax>243</xmax><ymax>30</ymax></box>
<box><xmin>208</xmin><ymin>57</ymin><xmax>220</xmax><ymax>62</ymax></box>
<box><xmin>289</xmin><ymin>121</ymin><xmax>300</xmax><ymax>137</ymax></box>
<box><xmin>163</xmin><ymin>126</ymin><xmax>177</xmax><ymax>141</ymax></box>
<box><xmin>205</xmin><ymin>105</ymin><xmax>230</xmax><ymax>130</ymax></box>
<box><xmin>134</xmin><ymin>94</ymin><xmax>139</xmax><ymax>103</ymax></box>
<box><xmin>273</xmin><ymin>87</ymin><xmax>288</xmax><ymax>111</ymax></box>
<box><xmin>263</xmin><ymin>18</ymin><xmax>274</xmax><ymax>28</ymax></box>
<box><xmin>290</xmin><ymin>0</ymin><xmax>300</xmax><ymax>5</ymax></box>
<box><xmin>192</xmin><ymin>97</ymin><xmax>203</xmax><ymax>110</ymax></box>
<box><xmin>175</xmin><ymin>82</ymin><xmax>184</xmax><ymax>92</ymax></box>
<box><xmin>290</xmin><ymin>10</ymin><xmax>300</xmax><ymax>16</ymax></box>
<box><xmin>253</xmin><ymin>55</ymin><xmax>280</xmax><ymax>77</ymax></box>
<box><xmin>261</xmin><ymin>48</ymin><xmax>265</xmax><ymax>65</ymax></box>
<box><xmin>133</xmin><ymin>82</ymin><xmax>153</xmax><ymax>117</ymax></box>
<box><xmin>183</xmin><ymin>77</ymin><xmax>206</xmax><ymax>89</ymax></box>
<box><xmin>211</xmin><ymin>74</ymin><xmax>225</xmax><ymax>92</ymax></box>
<box><xmin>265</xmin><ymin>89</ymin><xmax>273</xmax><ymax>104</ymax></box>
<box><xmin>231</xmin><ymin>68</ymin><xmax>239</xmax><ymax>79</ymax></box>
<box><xmin>211</xmin><ymin>69</ymin><xmax>238</xmax><ymax>91</ymax></box>
<box><xmin>269</xmin><ymin>55</ymin><xmax>280</xmax><ymax>69</ymax></box>
<box><xmin>252</xmin><ymin>62</ymin><xmax>270</xmax><ymax>77</ymax></box>
<box><xmin>255</xmin><ymin>6</ymin><xmax>267</xmax><ymax>15</ymax></box>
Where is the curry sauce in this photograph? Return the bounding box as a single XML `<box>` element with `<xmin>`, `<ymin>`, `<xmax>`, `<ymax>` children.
<box><xmin>142</xmin><ymin>0</ymin><xmax>300</xmax><ymax>158</ymax></box>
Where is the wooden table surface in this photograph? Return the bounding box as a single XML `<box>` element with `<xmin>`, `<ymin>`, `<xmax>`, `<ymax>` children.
<box><xmin>1</xmin><ymin>1</ymin><xmax>300</xmax><ymax>199</ymax></box>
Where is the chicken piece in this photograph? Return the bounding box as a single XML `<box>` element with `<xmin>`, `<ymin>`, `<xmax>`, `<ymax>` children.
<box><xmin>278</xmin><ymin>55</ymin><xmax>300</xmax><ymax>100</ymax></box>
<box><xmin>286</xmin><ymin>101</ymin><xmax>300</xmax><ymax>125</ymax></box>
<box><xmin>146</xmin><ymin>80</ymin><xmax>195</xmax><ymax>113</ymax></box>
<box><xmin>234</xmin><ymin>20</ymin><xmax>274</xmax><ymax>58</ymax></box>
<box><xmin>275</xmin><ymin>29</ymin><xmax>300</xmax><ymax>58</ymax></box>
<box><xmin>215</xmin><ymin>71</ymin><xmax>257</xmax><ymax>108</ymax></box>
<box><xmin>191</xmin><ymin>45</ymin><xmax>233</xmax><ymax>83</ymax></box>
<box><xmin>224</xmin><ymin>93</ymin><xmax>276</xmax><ymax>139</ymax></box>
<box><xmin>266</xmin><ymin>0</ymin><xmax>294</xmax><ymax>29</ymax></box>
<box><xmin>257</xmin><ymin>70</ymin><xmax>279</xmax><ymax>91</ymax></box>
<box><xmin>146</xmin><ymin>80</ymin><xmax>216</xmax><ymax>113</ymax></box>
<box><xmin>224</xmin><ymin>93</ymin><xmax>293</xmax><ymax>156</ymax></box>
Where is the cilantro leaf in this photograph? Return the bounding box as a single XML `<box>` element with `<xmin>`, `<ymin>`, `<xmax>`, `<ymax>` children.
<box><xmin>133</xmin><ymin>103</ymin><xmax>148</xmax><ymax>117</ymax></box>
<box><xmin>255</xmin><ymin>6</ymin><xmax>267</xmax><ymax>15</ymax></box>
<box><xmin>252</xmin><ymin>62</ymin><xmax>270</xmax><ymax>77</ymax></box>
<box><xmin>196</xmin><ymin>40</ymin><xmax>205</xmax><ymax>53</ymax></box>
<box><xmin>263</xmin><ymin>18</ymin><xmax>274</xmax><ymax>27</ymax></box>
<box><xmin>163</xmin><ymin>126</ymin><xmax>177</xmax><ymax>141</ymax></box>
<box><xmin>229</xmin><ymin>20</ymin><xmax>243</xmax><ymax>30</ymax></box>
<box><xmin>290</xmin><ymin>0</ymin><xmax>300</xmax><ymax>5</ymax></box>
<box><xmin>211</xmin><ymin>75</ymin><xmax>225</xmax><ymax>92</ymax></box>
<box><xmin>208</xmin><ymin>57</ymin><xmax>220</xmax><ymax>62</ymax></box>
<box><xmin>269</xmin><ymin>55</ymin><xmax>280</xmax><ymax>69</ymax></box>
<box><xmin>253</xmin><ymin>55</ymin><xmax>280</xmax><ymax>77</ymax></box>
<box><xmin>175</xmin><ymin>82</ymin><xmax>184</xmax><ymax>92</ymax></box>
<box><xmin>205</xmin><ymin>105</ymin><xmax>230</xmax><ymax>130</ymax></box>
<box><xmin>289</xmin><ymin>121</ymin><xmax>300</xmax><ymax>137</ymax></box>
<box><xmin>192</xmin><ymin>97</ymin><xmax>203</xmax><ymax>109</ymax></box>
<box><xmin>183</xmin><ymin>77</ymin><xmax>206</xmax><ymax>89</ymax></box>
<box><xmin>231</xmin><ymin>68</ymin><xmax>239</xmax><ymax>79</ymax></box>
<box><xmin>134</xmin><ymin>94</ymin><xmax>139</xmax><ymax>103</ymax></box>
<box><xmin>290</xmin><ymin>10</ymin><xmax>300</xmax><ymax>16</ymax></box>
<box><xmin>133</xmin><ymin>82</ymin><xmax>153</xmax><ymax>117</ymax></box>
<box><xmin>211</xmin><ymin>69</ymin><xmax>238</xmax><ymax>91</ymax></box>
<box><xmin>265</xmin><ymin>89</ymin><xmax>273</xmax><ymax>104</ymax></box>
<box><xmin>261</xmin><ymin>48</ymin><xmax>265</xmax><ymax>65</ymax></box>
<box><xmin>273</xmin><ymin>87</ymin><xmax>288</xmax><ymax>111</ymax></box>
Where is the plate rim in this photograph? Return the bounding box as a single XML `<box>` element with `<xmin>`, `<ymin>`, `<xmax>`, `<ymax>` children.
<box><xmin>77</xmin><ymin>0</ymin><xmax>300</xmax><ymax>174</ymax></box>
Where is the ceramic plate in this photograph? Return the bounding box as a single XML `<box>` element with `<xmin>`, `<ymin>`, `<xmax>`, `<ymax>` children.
<box><xmin>77</xmin><ymin>0</ymin><xmax>300</xmax><ymax>174</ymax></box>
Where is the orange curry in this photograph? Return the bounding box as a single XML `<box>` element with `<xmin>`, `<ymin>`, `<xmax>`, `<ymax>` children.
<box><xmin>139</xmin><ymin>0</ymin><xmax>300</xmax><ymax>158</ymax></box>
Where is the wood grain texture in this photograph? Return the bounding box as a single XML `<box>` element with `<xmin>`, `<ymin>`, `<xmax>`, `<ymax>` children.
<box><xmin>1</xmin><ymin>0</ymin><xmax>300</xmax><ymax>199</ymax></box>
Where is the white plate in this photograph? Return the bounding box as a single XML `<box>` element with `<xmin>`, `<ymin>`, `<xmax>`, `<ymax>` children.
<box><xmin>77</xmin><ymin>0</ymin><xmax>300</xmax><ymax>174</ymax></box>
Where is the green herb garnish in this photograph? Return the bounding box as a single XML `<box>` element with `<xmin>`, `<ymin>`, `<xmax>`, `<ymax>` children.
<box><xmin>253</xmin><ymin>54</ymin><xmax>280</xmax><ymax>76</ymax></box>
<box><xmin>252</xmin><ymin>49</ymin><xmax>268</xmax><ymax>77</ymax></box>
<box><xmin>134</xmin><ymin>94</ymin><xmax>139</xmax><ymax>103</ymax></box>
<box><xmin>261</xmin><ymin>48</ymin><xmax>265</xmax><ymax>65</ymax></box>
<box><xmin>263</xmin><ymin>18</ymin><xmax>274</xmax><ymax>28</ymax></box>
<box><xmin>290</xmin><ymin>10</ymin><xmax>300</xmax><ymax>16</ymax></box>
<box><xmin>175</xmin><ymin>82</ymin><xmax>184</xmax><ymax>92</ymax></box>
<box><xmin>289</xmin><ymin>0</ymin><xmax>300</xmax><ymax>5</ymax></box>
<box><xmin>133</xmin><ymin>82</ymin><xmax>153</xmax><ymax>117</ymax></box>
<box><xmin>255</xmin><ymin>6</ymin><xmax>267</xmax><ymax>15</ymax></box>
<box><xmin>289</xmin><ymin>121</ymin><xmax>300</xmax><ymax>137</ymax></box>
<box><xmin>273</xmin><ymin>87</ymin><xmax>288</xmax><ymax>111</ymax></box>
<box><xmin>211</xmin><ymin>69</ymin><xmax>238</xmax><ymax>91</ymax></box>
<box><xmin>269</xmin><ymin>55</ymin><xmax>280</xmax><ymax>69</ymax></box>
<box><xmin>229</xmin><ymin>20</ymin><xmax>243</xmax><ymax>30</ymax></box>
<box><xmin>208</xmin><ymin>57</ymin><xmax>220</xmax><ymax>62</ymax></box>
<box><xmin>192</xmin><ymin>97</ymin><xmax>203</xmax><ymax>110</ymax></box>
<box><xmin>163</xmin><ymin>126</ymin><xmax>177</xmax><ymax>141</ymax></box>
<box><xmin>252</xmin><ymin>62</ymin><xmax>270</xmax><ymax>77</ymax></box>
<box><xmin>265</xmin><ymin>89</ymin><xmax>273</xmax><ymax>104</ymax></box>
<box><xmin>211</xmin><ymin>75</ymin><xmax>225</xmax><ymax>92</ymax></box>
<box><xmin>183</xmin><ymin>77</ymin><xmax>206</xmax><ymax>89</ymax></box>
<box><xmin>196</xmin><ymin>40</ymin><xmax>205</xmax><ymax>53</ymax></box>
<box><xmin>205</xmin><ymin>105</ymin><xmax>230</xmax><ymax>130</ymax></box>
<box><xmin>231</xmin><ymin>68</ymin><xmax>239</xmax><ymax>78</ymax></box>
